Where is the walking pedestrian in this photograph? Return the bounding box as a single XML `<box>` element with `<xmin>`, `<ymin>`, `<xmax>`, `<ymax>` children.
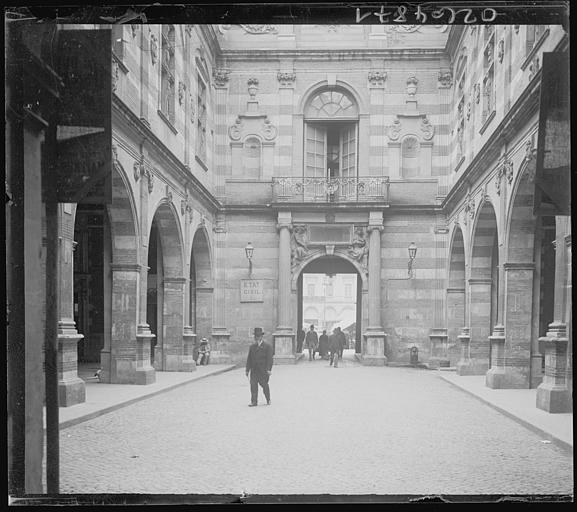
<box><xmin>318</xmin><ymin>330</ymin><xmax>329</xmax><ymax>359</ymax></box>
<box><xmin>305</xmin><ymin>324</ymin><xmax>319</xmax><ymax>361</ymax></box>
<box><xmin>329</xmin><ymin>328</ymin><xmax>343</xmax><ymax>368</ymax></box>
<box><xmin>245</xmin><ymin>327</ymin><xmax>273</xmax><ymax>407</ymax></box>
<box><xmin>296</xmin><ymin>327</ymin><xmax>305</xmax><ymax>353</ymax></box>
<box><xmin>336</xmin><ymin>327</ymin><xmax>347</xmax><ymax>359</ymax></box>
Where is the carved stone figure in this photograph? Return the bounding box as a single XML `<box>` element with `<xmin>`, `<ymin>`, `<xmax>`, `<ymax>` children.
<box><xmin>277</xmin><ymin>71</ymin><xmax>296</xmax><ymax>87</ymax></box>
<box><xmin>406</xmin><ymin>76</ymin><xmax>419</xmax><ymax>96</ymax></box>
<box><xmin>150</xmin><ymin>33</ymin><xmax>158</xmax><ymax>65</ymax></box>
<box><xmin>388</xmin><ymin>118</ymin><xmax>402</xmax><ymax>141</ymax></box>
<box><xmin>348</xmin><ymin>227</ymin><xmax>368</xmax><ymax>271</ymax></box>
<box><xmin>291</xmin><ymin>225</ymin><xmax>308</xmax><ymax>265</ymax></box>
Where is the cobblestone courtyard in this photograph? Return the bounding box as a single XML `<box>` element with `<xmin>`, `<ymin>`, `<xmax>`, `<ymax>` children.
<box><xmin>57</xmin><ymin>355</ymin><xmax>573</xmax><ymax>497</ymax></box>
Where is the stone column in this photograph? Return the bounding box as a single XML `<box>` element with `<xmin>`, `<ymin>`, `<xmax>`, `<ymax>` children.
<box><xmin>537</xmin><ymin>222</ymin><xmax>572</xmax><ymax>413</ymax></box>
<box><xmin>109</xmin><ymin>264</ymin><xmax>140</xmax><ymax>383</ymax></box>
<box><xmin>211</xmin><ymin>213</ymin><xmax>232</xmax><ymax>363</ymax></box>
<box><xmin>463</xmin><ymin>278</ymin><xmax>492</xmax><ymax>374</ymax></box>
<box><xmin>362</xmin><ymin>212</ymin><xmax>387</xmax><ymax>365</ymax></box>
<box><xmin>57</xmin><ymin>209</ymin><xmax>85</xmax><ymax>406</ymax></box>
<box><xmin>162</xmin><ymin>276</ymin><xmax>186</xmax><ymax>371</ymax></box>
<box><xmin>487</xmin><ymin>263</ymin><xmax>534</xmax><ymax>388</ymax></box>
<box><xmin>273</xmin><ymin>211</ymin><xmax>296</xmax><ymax>363</ymax></box>
<box><xmin>134</xmin><ymin>157</ymin><xmax>156</xmax><ymax>384</ymax></box>
<box><xmin>446</xmin><ymin>288</ymin><xmax>466</xmax><ymax>363</ymax></box>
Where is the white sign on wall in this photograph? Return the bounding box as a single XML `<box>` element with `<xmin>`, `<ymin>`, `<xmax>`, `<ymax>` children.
<box><xmin>240</xmin><ymin>279</ymin><xmax>264</xmax><ymax>302</ymax></box>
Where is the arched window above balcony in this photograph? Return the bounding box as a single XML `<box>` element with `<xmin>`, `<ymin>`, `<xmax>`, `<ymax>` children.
<box><xmin>305</xmin><ymin>89</ymin><xmax>359</xmax><ymax>120</ymax></box>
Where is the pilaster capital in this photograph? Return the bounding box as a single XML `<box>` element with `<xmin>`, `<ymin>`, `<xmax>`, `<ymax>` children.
<box><xmin>366</xmin><ymin>224</ymin><xmax>384</xmax><ymax>234</ymax></box>
<box><xmin>276</xmin><ymin>222</ymin><xmax>292</xmax><ymax>232</ymax></box>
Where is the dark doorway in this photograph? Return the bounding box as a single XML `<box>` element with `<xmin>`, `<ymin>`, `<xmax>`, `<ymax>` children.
<box><xmin>73</xmin><ymin>204</ymin><xmax>108</xmax><ymax>364</ymax></box>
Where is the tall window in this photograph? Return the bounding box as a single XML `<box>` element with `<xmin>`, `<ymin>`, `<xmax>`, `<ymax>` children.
<box><xmin>196</xmin><ymin>74</ymin><xmax>207</xmax><ymax>162</ymax></box>
<box><xmin>160</xmin><ymin>25</ymin><xmax>175</xmax><ymax>124</ymax></box>
<box><xmin>455</xmin><ymin>56</ymin><xmax>466</xmax><ymax>164</ymax></box>
<box><xmin>304</xmin><ymin>89</ymin><xmax>359</xmax><ymax>182</ymax></box>
<box><xmin>482</xmin><ymin>29</ymin><xmax>495</xmax><ymax>125</ymax></box>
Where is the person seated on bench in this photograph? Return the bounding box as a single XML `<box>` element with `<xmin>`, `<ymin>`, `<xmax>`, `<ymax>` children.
<box><xmin>197</xmin><ymin>338</ymin><xmax>211</xmax><ymax>366</ymax></box>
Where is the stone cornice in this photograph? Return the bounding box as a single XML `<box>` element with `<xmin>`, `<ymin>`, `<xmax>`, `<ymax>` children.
<box><xmin>221</xmin><ymin>48</ymin><xmax>446</xmax><ymax>62</ymax></box>
<box><xmin>503</xmin><ymin>262</ymin><xmax>535</xmax><ymax>271</ymax></box>
<box><xmin>112</xmin><ymin>95</ymin><xmax>221</xmax><ymax>214</ymax></box>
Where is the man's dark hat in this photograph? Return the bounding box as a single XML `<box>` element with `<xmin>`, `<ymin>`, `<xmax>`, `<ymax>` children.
<box><xmin>254</xmin><ymin>327</ymin><xmax>264</xmax><ymax>337</ymax></box>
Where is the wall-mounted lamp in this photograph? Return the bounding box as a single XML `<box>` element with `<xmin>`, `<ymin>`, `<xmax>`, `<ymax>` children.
<box><xmin>408</xmin><ymin>241</ymin><xmax>417</xmax><ymax>278</ymax></box>
<box><xmin>245</xmin><ymin>242</ymin><xmax>254</xmax><ymax>277</ymax></box>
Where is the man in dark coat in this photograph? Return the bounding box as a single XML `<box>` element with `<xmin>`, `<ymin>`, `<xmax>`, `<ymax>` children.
<box><xmin>329</xmin><ymin>328</ymin><xmax>343</xmax><ymax>368</ymax></box>
<box><xmin>305</xmin><ymin>324</ymin><xmax>319</xmax><ymax>361</ymax></box>
<box><xmin>318</xmin><ymin>330</ymin><xmax>329</xmax><ymax>359</ymax></box>
<box><xmin>336</xmin><ymin>327</ymin><xmax>347</xmax><ymax>359</ymax></box>
<box><xmin>245</xmin><ymin>327</ymin><xmax>273</xmax><ymax>406</ymax></box>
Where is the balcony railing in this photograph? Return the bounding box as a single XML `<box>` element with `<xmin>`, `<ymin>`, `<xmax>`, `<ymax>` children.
<box><xmin>272</xmin><ymin>176</ymin><xmax>390</xmax><ymax>204</ymax></box>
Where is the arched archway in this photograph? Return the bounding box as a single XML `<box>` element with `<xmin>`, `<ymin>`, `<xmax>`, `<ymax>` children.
<box><xmin>189</xmin><ymin>227</ymin><xmax>213</xmax><ymax>355</ymax></box>
<box><xmin>446</xmin><ymin>224</ymin><xmax>466</xmax><ymax>365</ymax></box>
<box><xmin>147</xmin><ymin>201</ymin><xmax>185</xmax><ymax>371</ymax></box>
<box><xmin>468</xmin><ymin>200</ymin><xmax>499</xmax><ymax>375</ymax></box>
<box><xmin>295</xmin><ymin>255</ymin><xmax>365</xmax><ymax>358</ymax></box>
<box><xmin>501</xmin><ymin>166</ymin><xmax>551</xmax><ymax>388</ymax></box>
<box><xmin>73</xmin><ymin>160</ymin><xmax>141</xmax><ymax>384</ymax></box>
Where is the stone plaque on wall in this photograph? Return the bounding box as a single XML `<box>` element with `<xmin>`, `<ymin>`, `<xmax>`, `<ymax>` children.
<box><xmin>308</xmin><ymin>224</ymin><xmax>353</xmax><ymax>245</ymax></box>
<box><xmin>240</xmin><ymin>280</ymin><xmax>264</xmax><ymax>302</ymax></box>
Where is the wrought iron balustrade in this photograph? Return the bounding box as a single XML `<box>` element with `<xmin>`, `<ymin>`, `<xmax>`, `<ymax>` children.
<box><xmin>272</xmin><ymin>176</ymin><xmax>390</xmax><ymax>204</ymax></box>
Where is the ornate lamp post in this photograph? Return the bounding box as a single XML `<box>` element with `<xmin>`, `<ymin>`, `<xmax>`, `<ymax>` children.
<box><xmin>408</xmin><ymin>241</ymin><xmax>417</xmax><ymax>278</ymax></box>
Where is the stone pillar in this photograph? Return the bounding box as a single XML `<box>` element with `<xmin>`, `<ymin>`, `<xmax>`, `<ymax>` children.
<box><xmin>273</xmin><ymin>212</ymin><xmax>296</xmax><ymax>363</ymax></box>
<box><xmin>162</xmin><ymin>276</ymin><xmax>186</xmax><ymax>371</ymax></box>
<box><xmin>465</xmin><ymin>278</ymin><xmax>492</xmax><ymax>374</ymax></box>
<box><xmin>57</xmin><ymin>210</ymin><xmax>85</xmax><ymax>406</ymax></box>
<box><xmin>537</xmin><ymin>222</ymin><xmax>572</xmax><ymax>412</ymax></box>
<box><xmin>485</xmin><ymin>324</ymin><xmax>506</xmax><ymax>387</ymax></box>
<box><xmin>537</xmin><ymin>323</ymin><xmax>571</xmax><ymax>412</ymax></box>
<box><xmin>109</xmin><ymin>264</ymin><xmax>140</xmax><ymax>383</ymax></box>
<box><xmin>134</xmin><ymin>156</ymin><xmax>155</xmax><ymax>384</ymax></box>
<box><xmin>446</xmin><ymin>288</ymin><xmax>466</xmax><ymax>363</ymax></box>
<box><xmin>182</xmin><ymin>325</ymin><xmax>197</xmax><ymax>371</ymax></box>
<box><xmin>211</xmin><ymin>213</ymin><xmax>232</xmax><ymax>363</ymax></box>
<box><xmin>456</xmin><ymin>327</ymin><xmax>473</xmax><ymax>374</ymax></box>
<box><xmin>362</xmin><ymin>212</ymin><xmax>387</xmax><ymax>365</ymax></box>
<box><xmin>488</xmin><ymin>263</ymin><xmax>535</xmax><ymax>388</ymax></box>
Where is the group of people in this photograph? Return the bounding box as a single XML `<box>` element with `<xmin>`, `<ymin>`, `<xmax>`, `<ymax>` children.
<box><xmin>300</xmin><ymin>324</ymin><xmax>347</xmax><ymax>367</ymax></box>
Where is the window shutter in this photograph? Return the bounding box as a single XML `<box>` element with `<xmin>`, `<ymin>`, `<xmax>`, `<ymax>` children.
<box><xmin>305</xmin><ymin>124</ymin><xmax>326</xmax><ymax>178</ymax></box>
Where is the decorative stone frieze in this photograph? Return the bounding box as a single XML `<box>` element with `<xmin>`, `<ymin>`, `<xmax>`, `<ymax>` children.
<box><xmin>348</xmin><ymin>226</ymin><xmax>368</xmax><ymax>273</ymax></box>
<box><xmin>290</xmin><ymin>224</ymin><xmax>308</xmax><ymax>267</ymax></box>
<box><xmin>112</xmin><ymin>60</ymin><xmax>119</xmax><ymax>93</ymax></box>
<box><xmin>503</xmin><ymin>159</ymin><xmax>514</xmax><ymax>184</ymax></box>
<box><xmin>438</xmin><ymin>71</ymin><xmax>452</xmax><ymax>88</ymax></box>
<box><xmin>247</xmin><ymin>77</ymin><xmax>259</xmax><ymax>98</ymax></box>
<box><xmin>368</xmin><ymin>71</ymin><xmax>387</xmax><ymax>87</ymax></box>
<box><xmin>241</xmin><ymin>24</ymin><xmax>278</xmax><ymax>34</ymax></box>
<box><xmin>178</xmin><ymin>81</ymin><xmax>186</xmax><ymax>106</ymax></box>
<box><xmin>528</xmin><ymin>56</ymin><xmax>540</xmax><ymax>79</ymax></box>
<box><xmin>406</xmin><ymin>75</ymin><xmax>418</xmax><ymax>96</ymax></box>
<box><xmin>387</xmin><ymin>118</ymin><xmax>402</xmax><ymax>141</ymax></box>
<box><xmin>498</xmin><ymin>39</ymin><xmax>505</xmax><ymax>63</ymax></box>
<box><xmin>420</xmin><ymin>116</ymin><xmax>435</xmax><ymax>140</ymax></box>
<box><xmin>474</xmin><ymin>83</ymin><xmax>480</xmax><ymax>104</ymax></box>
<box><xmin>277</xmin><ymin>71</ymin><xmax>296</xmax><ymax>88</ymax></box>
<box><xmin>463</xmin><ymin>194</ymin><xmax>475</xmax><ymax>224</ymax></box>
<box><xmin>146</xmin><ymin>170</ymin><xmax>154</xmax><ymax>193</ymax></box>
<box><xmin>228</xmin><ymin>118</ymin><xmax>242</xmax><ymax>141</ymax></box>
<box><xmin>212</xmin><ymin>68</ymin><xmax>230</xmax><ymax>88</ymax></box>
<box><xmin>150</xmin><ymin>32</ymin><xmax>158</xmax><ymax>65</ymax></box>
<box><xmin>466</xmin><ymin>101</ymin><xmax>471</xmax><ymax>121</ymax></box>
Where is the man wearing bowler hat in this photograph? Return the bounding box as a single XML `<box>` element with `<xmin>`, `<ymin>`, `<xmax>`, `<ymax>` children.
<box><xmin>245</xmin><ymin>327</ymin><xmax>273</xmax><ymax>406</ymax></box>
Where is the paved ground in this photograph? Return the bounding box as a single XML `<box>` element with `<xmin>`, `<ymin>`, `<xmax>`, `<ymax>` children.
<box><xmin>52</xmin><ymin>351</ymin><xmax>574</xmax><ymax>499</ymax></box>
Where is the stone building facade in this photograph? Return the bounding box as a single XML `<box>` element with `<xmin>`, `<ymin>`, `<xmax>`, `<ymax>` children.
<box><xmin>56</xmin><ymin>23</ymin><xmax>572</xmax><ymax>412</ymax></box>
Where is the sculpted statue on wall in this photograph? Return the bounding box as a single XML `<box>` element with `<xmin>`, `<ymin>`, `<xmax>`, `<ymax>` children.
<box><xmin>348</xmin><ymin>227</ymin><xmax>368</xmax><ymax>273</ymax></box>
<box><xmin>291</xmin><ymin>225</ymin><xmax>308</xmax><ymax>266</ymax></box>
